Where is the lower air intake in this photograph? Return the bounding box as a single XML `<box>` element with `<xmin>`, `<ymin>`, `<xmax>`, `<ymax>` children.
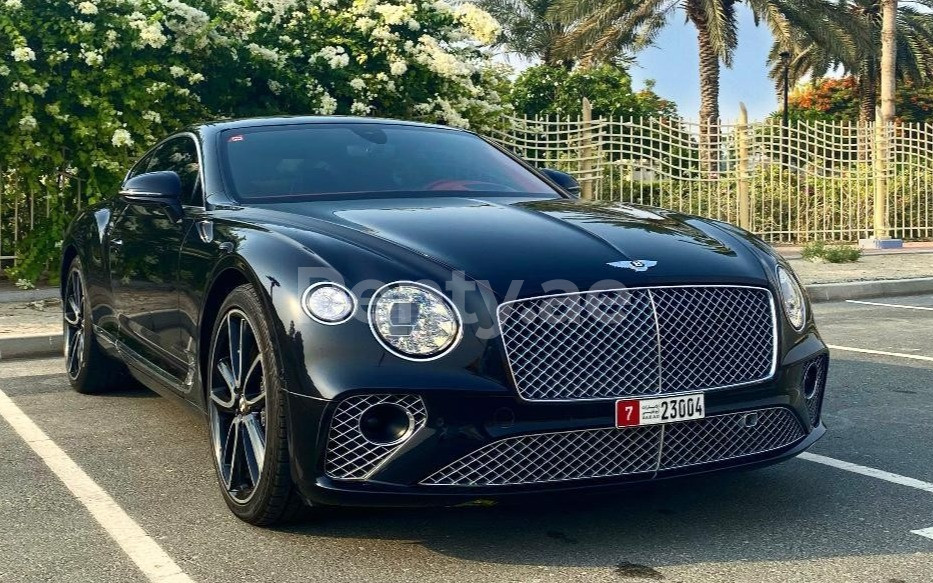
<box><xmin>422</xmin><ymin>407</ymin><xmax>804</xmax><ymax>487</ymax></box>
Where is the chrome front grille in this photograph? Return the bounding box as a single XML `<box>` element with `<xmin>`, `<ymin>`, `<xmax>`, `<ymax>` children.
<box><xmin>421</xmin><ymin>407</ymin><xmax>804</xmax><ymax>487</ymax></box>
<box><xmin>498</xmin><ymin>286</ymin><xmax>776</xmax><ymax>401</ymax></box>
<box><xmin>324</xmin><ymin>394</ymin><xmax>426</xmax><ymax>480</ymax></box>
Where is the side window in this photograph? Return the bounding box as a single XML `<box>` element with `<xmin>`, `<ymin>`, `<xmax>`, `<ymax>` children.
<box><xmin>145</xmin><ymin>136</ymin><xmax>202</xmax><ymax>206</ymax></box>
<box><xmin>126</xmin><ymin>152</ymin><xmax>153</xmax><ymax>181</ymax></box>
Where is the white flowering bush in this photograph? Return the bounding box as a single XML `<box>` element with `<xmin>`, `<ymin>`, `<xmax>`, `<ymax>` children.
<box><xmin>213</xmin><ymin>0</ymin><xmax>509</xmax><ymax>127</ymax></box>
<box><xmin>0</xmin><ymin>0</ymin><xmax>507</xmax><ymax>283</ymax></box>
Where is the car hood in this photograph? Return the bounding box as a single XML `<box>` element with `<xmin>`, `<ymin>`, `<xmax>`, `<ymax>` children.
<box><xmin>251</xmin><ymin>195</ymin><xmax>771</xmax><ymax>299</ymax></box>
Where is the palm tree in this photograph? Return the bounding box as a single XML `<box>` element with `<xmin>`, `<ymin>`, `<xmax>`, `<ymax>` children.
<box><xmin>880</xmin><ymin>0</ymin><xmax>898</xmax><ymax>123</ymax></box>
<box><xmin>551</xmin><ymin>0</ymin><xmax>796</xmax><ymax>168</ymax></box>
<box><xmin>476</xmin><ymin>0</ymin><xmax>572</xmax><ymax>66</ymax></box>
<box><xmin>769</xmin><ymin>0</ymin><xmax>933</xmax><ymax>123</ymax></box>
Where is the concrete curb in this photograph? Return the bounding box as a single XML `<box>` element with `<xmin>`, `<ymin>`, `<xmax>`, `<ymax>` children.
<box><xmin>2</xmin><ymin>278</ymin><xmax>933</xmax><ymax>360</ymax></box>
<box><xmin>0</xmin><ymin>287</ymin><xmax>59</xmax><ymax>304</ymax></box>
<box><xmin>805</xmin><ymin>277</ymin><xmax>933</xmax><ymax>303</ymax></box>
<box><xmin>0</xmin><ymin>333</ymin><xmax>63</xmax><ymax>361</ymax></box>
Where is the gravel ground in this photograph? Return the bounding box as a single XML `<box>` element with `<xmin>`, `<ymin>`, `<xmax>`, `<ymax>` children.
<box><xmin>0</xmin><ymin>298</ymin><xmax>61</xmax><ymax>337</ymax></box>
<box><xmin>787</xmin><ymin>252</ymin><xmax>933</xmax><ymax>284</ymax></box>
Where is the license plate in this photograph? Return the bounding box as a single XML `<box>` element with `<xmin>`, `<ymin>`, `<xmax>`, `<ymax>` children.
<box><xmin>615</xmin><ymin>393</ymin><xmax>705</xmax><ymax>427</ymax></box>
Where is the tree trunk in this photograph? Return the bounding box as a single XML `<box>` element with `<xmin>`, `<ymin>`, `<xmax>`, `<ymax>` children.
<box><xmin>880</xmin><ymin>0</ymin><xmax>897</xmax><ymax>124</ymax></box>
<box><xmin>858</xmin><ymin>68</ymin><xmax>877</xmax><ymax>125</ymax></box>
<box><xmin>688</xmin><ymin>1</ymin><xmax>721</xmax><ymax>173</ymax></box>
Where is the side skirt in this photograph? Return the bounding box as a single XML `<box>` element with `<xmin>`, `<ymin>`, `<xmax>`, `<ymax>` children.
<box><xmin>94</xmin><ymin>325</ymin><xmax>206</xmax><ymax>415</ymax></box>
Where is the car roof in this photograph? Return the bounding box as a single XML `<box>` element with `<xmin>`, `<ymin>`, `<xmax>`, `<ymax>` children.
<box><xmin>191</xmin><ymin>115</ymin><xmax>468</xmax><ymax>135</ymax></box>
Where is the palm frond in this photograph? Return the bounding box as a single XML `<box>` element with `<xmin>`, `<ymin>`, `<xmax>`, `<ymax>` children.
<box><xmin>699</xmin><ymin>0</ymin><xmax>739</xmax><ymax>64</ymax></box>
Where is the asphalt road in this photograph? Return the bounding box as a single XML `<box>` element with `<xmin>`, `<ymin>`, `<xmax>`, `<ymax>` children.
<box><xmin>2</xmin><ymin>296</ymin><xmax>933</xmax><ymax>583</ymax></box>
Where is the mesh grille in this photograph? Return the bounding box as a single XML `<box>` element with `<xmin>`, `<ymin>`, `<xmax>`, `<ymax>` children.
<box><xmin>651</xmin><ymin>287</ymin><xmax>776</xmax><ymax>393</ymax></box>
<box><xmin>803</xmin><ymin>356</ymin><xmax>829</xmax><ymax>426</ymax></box>
<box><xmin>498</xmin><ymin>286</ymin><xmax>775</xmax><ymax>401</ymax></box>
<box><xmin>659</xmin><ymin>408</ymin><xmax>805</xmax><ymax>470</ymax></box>
<box><xmin>324</xmin><ymin>394</ymin><xmax>426</xmax><ymax>480</ymax></box>
<box><xmin>422</xmin><ymin>407</ymin><xmax>803</xmax><ymax>487</ymax></box>
<box><xmin>422</xmin><ymin>426</ymin><xmax>661</xmax><ymax>487</ymax></box>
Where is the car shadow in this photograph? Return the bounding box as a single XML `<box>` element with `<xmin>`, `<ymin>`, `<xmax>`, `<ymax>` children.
<box><xmin>274</xmin><ymin>463</ymin><xmax>888</xmax><ymax>570</ymax></box>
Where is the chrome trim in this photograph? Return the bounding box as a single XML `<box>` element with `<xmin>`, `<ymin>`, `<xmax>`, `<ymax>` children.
<box><xmin>301</xmin><ymin>281</ymin><xmax>358</xmax><ymax>325</ymax></box>
<box><xmin>496</xmin><ymin>285</ymin><xmax>779</xmax><ymax>403</ymax></box>
<box><xmin>118</xmin><ymin>189</ymin><xmax>166</xmax><ymax>197</ymax></box>
<box><xmin>367</xmin><ymin>280</ymin><xmax>464</xmax><ymax>362</ymax></box>
<box><xmin>355</xmin><ymin>402</ymin><xmax>417</xmax><ymax>447</ymax></box>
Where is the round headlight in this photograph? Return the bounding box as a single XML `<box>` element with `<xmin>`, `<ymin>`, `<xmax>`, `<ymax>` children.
<box><xmin>777</xmin><ymin>266</ymin><xmax>806</xmax><ymax>330</ymax></box>
<box><xmin>369</xmin><ymin>282</ymin><xmax>462</xmax><ymax>360</ymax></box>
<box><xmin>302</xmin><ymin>283</ymin><xmax>356</xmax><ymax>324</ymax></box>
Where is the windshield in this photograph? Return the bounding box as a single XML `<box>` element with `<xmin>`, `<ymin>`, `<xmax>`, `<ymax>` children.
<box><xmin>219</xmin><ymin>123</ymin><xmax>558</xmax><ymax>201</ymax></box>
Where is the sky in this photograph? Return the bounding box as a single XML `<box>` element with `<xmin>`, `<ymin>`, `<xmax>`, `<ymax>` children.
<box><xmin>627</xmin><ymin>4</ymin><xmax>781</xmax><ymax>122</ymax></box>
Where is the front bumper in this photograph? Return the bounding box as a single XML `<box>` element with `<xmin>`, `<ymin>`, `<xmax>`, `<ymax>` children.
<box><xmin>284</xmin><ymin>346</ymin><xmax>829</xmax><ymax>508</ymax></box>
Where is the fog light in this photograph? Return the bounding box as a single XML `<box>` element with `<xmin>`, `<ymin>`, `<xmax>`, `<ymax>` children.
<box><xmin>358</xmin><ymin>403</ymin><xmax>415</xmax><ymax>446</ymax></box>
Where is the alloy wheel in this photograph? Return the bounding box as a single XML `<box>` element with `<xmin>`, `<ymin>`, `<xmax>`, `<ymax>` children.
<box><xmin>208</xmin><ymin>309</ymin><xmax>267</xmax><ymax>503</ymax></box>
<box><xmin>63</xmin><ymin>268</ymin><xmax>86</xmax><ymax>380</ymax></box>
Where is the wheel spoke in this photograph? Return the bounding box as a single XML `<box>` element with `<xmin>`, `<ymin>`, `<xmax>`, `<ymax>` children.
<box><xmin>241</xmin><ymin>413</ymin><xmax>265</xmax><ymax>486</ymax></box>
<box><xmin>227</xmin><ymin>313</ymin><xmax>241</xmax><ymax>389</ymax></box>
<box><xmin>76</xmin><ymin>329</ymin><xmax>85</xmax><ymax>368</ymax></box>
<box><xmin>75</xmin><ymin>273</ymin><xmax>82</xmax><ymax>306</ymax></box>
<box><xmin>242</xmin><ymin>354</ymin><xmax>264</xmax><ymax>405</ymax></box>
<box><xmin>67</xmin><ymin>329</ymin><xmax>82</xmax><ymax>375</ymax></box>
<box><xmin>64</xmin><ymin>272</ymin><xmax>83</xmax><ymax>327</ymax></box>
<box><xmin>213</xmin><ymin>360</ymin><xmax>237</xmax><ymax>409</ymax></box>
<box><xmin>210</xmin><ymin>389</ymin><xmax>236</xmax><ymax>411</ymax></box>
<box><xmin>65</xmin><ymin>297</ymin><xmax>81</xmax><ymax>325</ymax></box>
<box><xmin>221</xmin><ymin>419</ymin><xmax>240</xmax><ymax>491</ymax></box>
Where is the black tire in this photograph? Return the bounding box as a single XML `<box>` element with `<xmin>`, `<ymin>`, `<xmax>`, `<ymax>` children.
<box><xmin>206</xmin><ymin>284</ymin><xmax>309</xmax><ymax>525</ymax></box>
<box><xmin>64</xmin><ymin>257</ymin><xmax>131</xmax><ymax>394</ymax></box>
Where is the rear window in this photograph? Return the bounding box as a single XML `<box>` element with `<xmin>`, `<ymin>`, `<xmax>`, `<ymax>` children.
<box><xmin>219</xmin><ymin>123</ymin><xmax>557</xmax><ymax>201</ymax></box>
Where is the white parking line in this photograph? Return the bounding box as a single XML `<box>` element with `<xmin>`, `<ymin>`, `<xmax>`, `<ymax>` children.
<box><xmin>0</xmin><ymin>388</ymin><xmax>195</xmax><ymax>583</ymax></box>
<box><xmin>845</xmin><ymin>299</ymin><xmax>933</xmax><ymax>311</ymax></box>
<box><xmin>913</xmin><ymin>527</ymin><xmax>933</xmax><ymax>541</ymax></box>
<box><xmin>799</xmin><ymin>453</ymin><xmax>933</xmax><ymax>542</ymax></box>
<box><xmin>799</xmin><ymin>453</ymin><xmax>933</xmax><ymax>493</ymax></box>
<box><xmin>826</xmin><ymin>344</ymin><xmax>933</xmax><ymax>363</ymax></box>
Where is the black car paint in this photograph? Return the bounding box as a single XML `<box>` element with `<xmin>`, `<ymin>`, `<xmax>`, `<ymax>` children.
<box><xmin>62</xmin><ymin>116</ymin><xmax>828</xmax><ymax>507</ymax></box>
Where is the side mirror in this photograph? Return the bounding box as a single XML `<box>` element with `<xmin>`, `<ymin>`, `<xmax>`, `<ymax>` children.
<box><xmin>121</xmin><ymin>171</ymin><xmax>182</xmax><ymax>200</ymax></box>
<box><xmin>540</xmin><ymin>168</ymin><xmax>581</xmax><ymax>198</ymax></box>
<box><xmin>120</xmin><ymin>171</ymin><xmax>183</xmax><ymax>217</ymax></box>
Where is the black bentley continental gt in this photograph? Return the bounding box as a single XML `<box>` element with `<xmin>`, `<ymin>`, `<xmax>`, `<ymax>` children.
<box><xmin>61</xmin><ymin>116</ymin><xmax>829</xmax><ymax>525</ymax></box>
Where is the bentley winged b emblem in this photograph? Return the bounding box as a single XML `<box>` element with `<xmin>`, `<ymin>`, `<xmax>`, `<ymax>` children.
<box><xmin>607</xmin><ymin>259</ymin><xmax>658</xmax><ymax>272</ymax></box>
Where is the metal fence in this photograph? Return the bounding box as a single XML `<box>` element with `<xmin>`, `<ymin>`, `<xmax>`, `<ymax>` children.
<box><xmin>2</xmin><ymin>110</ymin><xmax>932</xmax><ymax>264</ymax></box>
<box><xmin>0</xmin><ymin>166</ymin><xmax>85</xmax><ymax>265</ymax></box>
<box><xmin>489</xmin><ymin>105</ymin><xmax>933</xmax><ymax>243</ymax></box>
